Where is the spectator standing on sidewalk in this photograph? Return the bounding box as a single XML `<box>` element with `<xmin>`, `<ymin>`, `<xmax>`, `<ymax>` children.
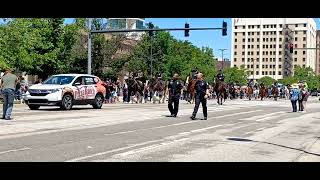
<box><xmin>298</xmin><ymin>84</ymin><xmax>304</xmax><ymax>112</ymax></box>
<box><xmin>289</xmin><ymin>85</ymin><xmax>300</xmax><ymax>112</ymax></box>
<box><xmin>301</xmin><ymin>85</ymin><xmax>309</xmax><ymax>112</ymax></box>
<box><xmin>1</xmin><ymin>68</ymin><xmax>18</xmax><ymax>120</ymax></box>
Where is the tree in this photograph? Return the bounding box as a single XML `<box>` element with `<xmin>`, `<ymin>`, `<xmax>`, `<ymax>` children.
<box><xmin>257</xmin><ymin>76</ymin><xmax>275</xmax><ymax>87</ymax></box>
<box><xmin>278</xmin><ymin>76</ymin><xmax>296</xmax><ymax>86</ymax></box>
<box><xmin>293</xmin><ymin>66</ymin><xmax>314</xmax><ymax>81</ymax></box>
<box><xmin>223</xmin><ymin>66</ymin><xmax>249</xmax><ymax>86</ymax></box>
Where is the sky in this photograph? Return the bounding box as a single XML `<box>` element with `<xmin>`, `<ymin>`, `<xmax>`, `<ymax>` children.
<box><xmin>64</xmin><ymin>18</ymin><xmax>320</xmax><ymax>61</ymax></box>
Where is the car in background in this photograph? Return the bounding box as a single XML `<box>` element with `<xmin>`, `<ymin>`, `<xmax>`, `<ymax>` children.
<box><xmin>24</xmin><ymin>74</ymin><xmax>106</xmax><ymax>110</ymax></box>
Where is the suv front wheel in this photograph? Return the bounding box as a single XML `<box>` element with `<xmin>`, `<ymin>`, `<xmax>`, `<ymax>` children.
<box><xmin>92</xmin><ymin>94</ymin><xmax>104</xmax><ymax>109</ymax></box>
<box><xmin>60</xmin><ymin>94</ymin><xmax>73</xmax><ymax>110</ymax></box>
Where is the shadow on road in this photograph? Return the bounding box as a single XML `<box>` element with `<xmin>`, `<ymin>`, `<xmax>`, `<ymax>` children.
<box><xmin>227</xmin><ymin>137</ymin><xmax>320</xmax><ymax>157</ymax></box>
<box><xmin>37</xmin><ymin>107</ymin><xmax>93</xmax><ymax>111</ymax></box>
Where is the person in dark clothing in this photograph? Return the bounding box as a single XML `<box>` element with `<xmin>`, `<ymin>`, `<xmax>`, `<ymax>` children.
<box><xmin>190</xmin><ymin>73</ymin><xmax>210</xmax><ymax>120</ymax></box>
<box><xmin>167</xmin><ymin>73</ymin><xmax>183</xmax><ymax>117</ymax></box>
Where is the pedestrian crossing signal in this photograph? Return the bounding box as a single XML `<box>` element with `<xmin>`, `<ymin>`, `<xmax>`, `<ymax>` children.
<box><xmin>222</xmin><ymin>21</ymin><xmax>227</xmax><ymax>36</ymax></box>
<box><xmin>290</xmin><ymin>44</ymin><xmax>293</xmax><ymax>53</ymax></box>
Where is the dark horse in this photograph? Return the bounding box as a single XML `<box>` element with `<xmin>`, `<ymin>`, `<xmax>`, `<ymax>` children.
<box><xmin>271</xmin><ymin>86</ymin><xmax>279</xmax><ymax>101</ymax></box>
<box><xmin>228</xmin><ymin>84</ymin><xmax>236</xmax><ymax>100</ymax></box>
<box><xmin>186</xmin><ymin>72</ymin><xmax>197</xmax><ymax>104</ymax></box>
<box><xmin>259</xmin><ymin>84</ymin><xmax>267</xmax><ymax>100</ymax></box>
<box><xmin>214</xmin><ymin>80</ymin><xmax>226</xmax><ymax>105</ymax></box>
<box><xmin>149</xmin><ymin>77</ymin><xmax>165</xmax><ymax>104</ymax></box>
<box><xmin>126</xmin><ymin>77</ymin><xmax>144</xmax><ymax>104</ymax></box>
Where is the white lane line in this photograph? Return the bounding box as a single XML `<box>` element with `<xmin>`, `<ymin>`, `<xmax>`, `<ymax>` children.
<box><xmin>118</xmin><ymin>138</ymin><xmax>190</xmax><ymax>157</ymax></box>
<box><xmin>190</xmin><ymin>125</ymin><xmax>223</xmax><ymax>133</ymax></box>
<box><xmin>256</xmin><ymin>127</ymin><xmax>266</xmax><ymax>131</ymax></box>
<box><xmin>104</xmin><ymin>110</ymin><xmax>262</xmax><ymax>136</ymax></box>
<box><xmin>256</xmin><ymin>112</ymin><xmax>287</xmax><ymax>122</ymax></box>
<box><xmin>0</xmin><ymin>147</ymin><xmax>31</xmax><ymax>155</ymax></box>
<box><xmin>240</xmin><ymin>111</ymin><xmax>286</xmax><ymax>121</ymax></box>
<box><xmin>66</xmin><ymin>139</ymin><xmax>164</xmax><ymax>162</ymax></box>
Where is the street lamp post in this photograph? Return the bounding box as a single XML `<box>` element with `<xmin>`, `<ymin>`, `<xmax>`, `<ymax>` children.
<box><xmin>219</xmin><ymin>49</ymin><xmax>227</xmax><ymax>70</ymax></box>
<box><xmin>87</xmin><ymin>18</ymin><xmax>92</xmax><ymax>75</ymax></box>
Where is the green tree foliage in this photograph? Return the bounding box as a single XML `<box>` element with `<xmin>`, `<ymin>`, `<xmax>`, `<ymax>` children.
<box><xmin>257</xmin><ymin>76</ymin><xmax>275</xmax><ymax>87</ymax></box>
<box><xmin>223</xmin><ymin>66</ymin><xmax>249</xmax><ymax>86</ymax></box>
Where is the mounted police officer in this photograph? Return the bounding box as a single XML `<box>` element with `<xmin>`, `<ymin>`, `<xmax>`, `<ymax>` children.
<box><xmin>190</xmin><ymin>73</ymin><xmax>210</xmax><ymax>120</ymax></box>
<box><xmin>216</xmin><ymin>69</ymin><xmax>224</xmax><ymax>82</ymax></box>
<box><xmin>167</xmin><ymin>73</ymin><xmax>183</xmax><ymax>117</ymax></box>
<box><xmin>248</xmin><ymin>79</ymin><xmax>254</xmax><ymax>88</ymax></box>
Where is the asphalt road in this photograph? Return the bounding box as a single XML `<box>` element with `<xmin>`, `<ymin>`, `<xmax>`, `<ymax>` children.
<box><xmin>0</xmin><ymin>97</ymin><xmax>319</xmax><ymax>162</ymax></box>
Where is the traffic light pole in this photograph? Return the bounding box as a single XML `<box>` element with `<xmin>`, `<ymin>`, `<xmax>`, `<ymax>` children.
<box><xmin>219</xmin><ymin>49</ymin><xmax>227</xmax><ymax>70</ymax></box>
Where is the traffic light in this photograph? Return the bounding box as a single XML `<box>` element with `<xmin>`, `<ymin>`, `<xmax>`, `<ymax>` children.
<box><xmin>148</xmin><ymin>22</ymin><xmax>154</xmax><ymax>37</ymax></box>
<box><xmin>185</xmin><ymin>23</ymin><xmax>189</xmax><ymax>37</ymax></box>
<box><xmin>222</xmin><ymin>21</ymin><xmax>227</xmax><ymax>36</ymax></box>
<box><xmin>289</xmin><ymin>43</ymin><xmax>293</xmax><ymax>53</ymax></box>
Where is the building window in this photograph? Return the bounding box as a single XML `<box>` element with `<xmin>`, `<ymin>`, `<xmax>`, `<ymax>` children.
<box><xmin>243</xmin><ymin>32</ymin><xmax>245</xmax><ymax>36</ymax></box>
<box><xmin>279</xmin><ymin>44</ymin><xmax>282</xmax><ymax>48</ymax></box>
<box><xmin>248</xmin><ymin>39</ymin><xmax>251</xmax><ymax>42</ymax></box>
<box><xmin>295</xmin><ymin>31</ymin><xmax>298</xmax><ymax>34</ymax></box>
<box><xmin>295</xmin><ymin>44</ymin><xmax>298</xmax><ymax>48</ymax></box>
<box><xmin>251</xmin><ymin>52</ymin><xmax>254</xmax><ymax>55</ymax></box>
<box><xmin>280</xmin><ymin>31</ymin><xmax>282</xmax><ymax>35</ymax></box>
<box><xmin>273</xmin><ymin>65</ymin><xmax>276</xmax><ymax>68</ymax></box>
<box><xmin>257</xmin><ymin>32</ymin><xmax>260</xmax><ymax>35</ymax></box>
<box><xmin>274</xmin><ymin>38</ymin><xmax>276</xmax><ymax>41</ymax></box>
<box><xmin>235</xmin><ymin>26</ymin><xmax>238</xmax><ymax>29</ymax></box>
<box><xmin>235</xmin><ymin>32</ymin><xmax>237</xmax><ymax>36</ymax></box>
<box><xmin>280</xmin><ymin>24</ymin><xmax>282</xmax><ymax>28</ymax></box>
<box><xmin>303</xmin><ymin>44</ymin><xmax>306</xmax><ymax>48</ymax></box>
<box><xmin>278</xmin><ymin>71</ymin><xmax>282</xmax><ymax>75</ymax></box>
<box><xmin>243</xmin><ymin>39</ymin><xmax>245</xmax><ymax>42</ymax></box>
<box><xmin>304</xmin><ymin>24</ymin><xmax>307</xmax><ymax>27</ymax></box>
<box><xmin>257</xmin><ymin>58</ymin><xmax>259</xmax><ymax>61</ymax></box>
<box><xmin>279</xmin><ymin>65</ymin><xmax>282</xmax><ymax>68</ymax></box>
<box><xmin>304</xmin><ymin>31</ymin><xmax>306</xmax><ymax>34</ymax></box>
<box><xmin>251</xmin><ymin>45</ymin><xmax>254</xmax><ymax>48</ymax></box>
<box><xmin>279</xmin><ymin>51</ymin><xmax>282</xmax><ymax>55</ymax></box>
<box><xmin>270</xmin><ymin>51</ymin><xmax>272</xmax><ymax>55</ymax></box>
<box><xmin>303</xmin><ymin>65</ymin><xmax>306</xmax><ymax>68</ymax></box>
<box><xmin>266</xmin><ymin>58</ymin><xmax>268</xmax><ymax>62</ymax></box>
<box><xmin>279</xmin><ymin>58</ymin><xmax>282</xmax><ymax>62</ymax></box>
<box><xmin>266</xmin><ymin>45</ymin><xmax>268</xmax><ymax>48</ymax></box>
<box><xmin>256</xmin><ymin>71</ymin><xmax>259</xmax><ymax>75</ymax></box>
<box><xmin>262</xmin><ymin>58</ymin><xmax>265</xmax><ymax>62</ymax></box>
<box><xmin>242</xmin><ymin>45</ymin><xmax>245</xmax><ymax>49</ymax></box>
<box><xmin>303</xmin><ymin>58</ymin><xmax>305</xmax><ymax>62</ymax></box>
<box><xmin>262</xmin><ymin>65</ymin><xmax>265</xmax><ymax>68</ymax></box>
<box><xmin>256</xmin><ymin>65</ymin><xmax>259</xmax><ymax>68</ymax></box>
<box><xmin>266</xmin><ymin>38</ymin><xmax>269</xmax><ymax>42</ymax></box>
<box><xmin>234</xmin><ymin>52</ymin><xmax>237</xmax><ymax>55</ymax></box>
<box><xmin>263</xmin><ymin>45</ymin><xmax>265</xmax><ymax>48</ymax></box>
<box><xmin>303</xmin><ymin>37</ymin><xmax>306</xmax><ymax>41</ymax></box>
<box><xmin>234</xmin><ymin>65</ymin><xmax>237</xmax><ymax>67</ymax></box>
<box><xmin>295</xmin><ymin>24</ymin><xmax>298</xmax><ymax>27</ymax></box>
<box><xmin>247</xmin><ymin>65</ymin><xmax>250</xmax><ymax>68</ymax></box>
<box><xmin>234</xmin><ymin>58</ymin><xmax>237</xmax><ymax>62</ymax></box>
<box><xmin>248</xmin><ymin>51</ymin><xmax>250</xmax><ymax>55</ymax></box>
<box><xmin>257</xmin><ymin>51</ymin><xmax>259</xmax><ymax>55</ymax></box>
<box><xmin>242</xmin><ymin>58</ymin><xmax>245</xmax><ymax>62</ymax></box>
<box><xmin>269</xmin><ymin>65</ymin><xmax>272</xmax><ymax>68</ymax></box>
<box><xmin>279</xmin><ymin>38</ymin><xmax>282</xmax><ymax>41</ymax></box>
<box><xmin>266</xmin><ymin>32</ymin><xmax>269</xmax><ymax>35</ymax></box>
<box><xmin>252</xmin><ymin>38</ymin><xmax>254</xmax><ymax>42</ymax></box>
<box><xmin>294</xmin><ymin>58</ymin><xmax>297</xmax><ymax>62</ymax></box>
<box><xmin>248</xmin><ymin>45</ymin><xmax>250</xmax><ymax>48</ymax></box>
<box><xmin>258</xmin><ymin>25</ymin><xmax>260</xmax><ymax>28</ymax></box>
<box><xmin>235</xmin><ymin>45</ymin><xmax>237</xmax><ymax>49</ymax></box>
<box><xmin>248</xmin><ymin>32</ymin><xmax>250</xmax><ymax>35</ymax></box>
<box><xmin>235</xmin><ymin>38</ymin><xmax>237</xmax><ymax>42</ymax></box>
<box><xmin>295</xmin><ymin>37</ymin><xmax>298</xmax><ymax>41</ymax></box>
<box><xmin>270</xmin><ymin>38</ymin><xmax>273</xmax><ymax>42</ymax></box>
<box><xmin>263</xmin><ymin>38</ymin><xmax>265</xmax><ymax>42</ymax></box>
<box><xmin>257</xmin><ymin>45</ymin><xmax>260</xmax><ymax>48</ymax></box>
<box><xmin>251</xmin><ymin>65</ymin><xmax>254</xmax><ymax>68</ymax></box>
<box><xmin>273</xmin><ymin>45</ymin><xmax>276</xmax><ymax>48</ymax></box>
<box><xmin>294</xmin><ymin>51</ymin><xmax>297</xmax><ymax>55</ymax></box>
<box><xmin>294</xmin><ymin>65</ymin><xmax>298</xmax><ymax>68</ymax></box>
<box><xmin>273</xmin><ymin>71</ymin><xmax>276</xmax><ymax>75</ymax></box>
<box><xmin>303</xmin><ymin>51</ymin><xmax>306</xmax><ymax>55</ymax></box>
<box><xmin>242</xmin><ymin>52</ymin><xmax>245</xmax><ymax>55</ymax></box>
<box><xmin>243</xmin><ymin>26</ymin><xmax>245</xmax><ymax>29</ymax></box>
<box><xmin>262</xmin><ymin>71</ymin><xmax>265</xmax><ymax>75</ymax></box>
<box><xmin>263</xmin><ymin>51</ymin><xmax>265</xmax><ymax>55</ymax></box>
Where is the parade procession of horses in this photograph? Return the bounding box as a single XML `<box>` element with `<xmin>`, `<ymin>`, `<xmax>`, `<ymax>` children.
<box><xmin>101</xmin><ymin>70</ymin><xmax>292</xmax><ymax>105</ymax></box>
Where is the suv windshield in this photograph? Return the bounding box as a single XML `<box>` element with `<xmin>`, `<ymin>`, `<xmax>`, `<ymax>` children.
<box><xmin>43</xmin><ymin>76</ymin><xmax>75</xmax><ymax>85</ymax></box>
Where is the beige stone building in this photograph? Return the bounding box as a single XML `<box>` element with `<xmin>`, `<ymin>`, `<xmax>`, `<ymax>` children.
<box><xmin>231</xmin><ymin>18</ymin><xmax>317</xmax><ymax>80</ymax></box>
<box><xmin>316</xmin><ymin>30</ymin><xmax>320</xmax><ymax>75</ymax></box>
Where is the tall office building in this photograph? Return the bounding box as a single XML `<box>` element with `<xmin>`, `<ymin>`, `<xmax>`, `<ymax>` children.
<box><xmin>231</xmin><ymin>18</ymin><xmax>316</xmax><ymax>80</ymax></box>
<box><xmin>316</xmin><ymin>30</ymin><xmax>320</xmax><ymax>75</ymax></box>
<box><xmin>107</xmin><ymin>18</ymin><xmax>145</xmax><ymax>40</ymax></box>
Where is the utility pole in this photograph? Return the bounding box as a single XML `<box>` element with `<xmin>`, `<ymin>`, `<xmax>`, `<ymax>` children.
<box><xmin>219</xmin><ymin>49</ymin><xmax>227</xmax><ymax>70</ymax></box>
<box><xmin>87</xmin><ymin>18</ymin><xmax>92</xmax><ymax>75</ymax></box>
<box><xmin>150</xmin><ymin>36</ymin><xmax>153</xmax><ymax>78</ymax></box>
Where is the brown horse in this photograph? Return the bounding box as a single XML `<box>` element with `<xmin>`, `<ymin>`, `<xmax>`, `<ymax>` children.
<box><xmin>149</xmin><ymin>77</ymin><xmax>165</xmax><ymax>104</ymax></box>
<box><xmin>126</xmin><ymin>78</ymin><xmax>144</xmax><ymax>104</ymax></box>
<box><xmin>186</xmin><ymin>75</ymin><xmax>197</xmax><ymax>104</ymax></box>
<box><xmin>271</xmin><ymin>86</ymin><xmax>278</xmax><ymax>101</ymax></box>
<box><xmin>247</xmin><ymin>86</ymin><xmax>253</xmax><ymax>100</ymax></box>
<box><xmin>214</xmin><ymin>81</ymin><xmax>226</xmax><ymax>105</ymax></box>
<box><xmin>259</xmin><ymin>85</ymin><xmax>267</xmax><ymax>100</ymax></box>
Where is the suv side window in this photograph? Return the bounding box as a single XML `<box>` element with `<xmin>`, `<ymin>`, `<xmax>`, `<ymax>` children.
<box><xmin>73</xmin><ymin>76</ymin><xmax>84</xmax><ymax>86</ymax></box>
<box><xmin>84</xmin><ymin>77</ymin><xmax>96</xmax><ymax>85</ymax></box>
